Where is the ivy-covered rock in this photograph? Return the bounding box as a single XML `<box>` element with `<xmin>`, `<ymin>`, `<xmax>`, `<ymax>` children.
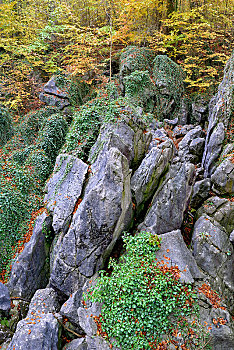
<box><xmin>119</xmin><ymin>46</ymin><xmax>155</xmax><ymax>85</ymax></box>
<box><xmin>153</xmin><ymin>55</ymin><xmax>186</xmax><ymax>122</ymax></box>
<box><xmin>124</xmin><ymin>70</ymin><xmax>156</xmax><ymax>112</ymax></box>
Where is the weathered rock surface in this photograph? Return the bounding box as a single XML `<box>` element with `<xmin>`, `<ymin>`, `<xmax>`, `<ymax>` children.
<box><xmin>197</xmin><ymin>197</ymin><xmax>234</xmax><ymax>234</ymax></box>
<box><xmin>191</xmin><ymin>97</ymin><xmax>208</xmax><ymax>125</ymax></box>
<box><xmin>7</xmin><ymin>212</ymin><xmax>52</xmax><ymax>300</ymax></box>
<box><xmin>63</xmin><ymin>338</ymin><xmax>87</xmax><ymax>350</ymax></box>
<box><xmin>139</xmin><ymin>160</ymin><xmax>195</xmax><ymax>234</ymax></box>
<box><xmin>178</xmin><ymin>125</ymin><xmax>205</xmax><ymax>163</ymax></box>
<box><xmin>211</xmin><ymin>149</ymin><xmax>234</xmax><ymax>194</ymax></box>
<box><xmin>39</xmin><ymin>76</ymin><xmax>70</xmax><ymax>110</ymax></box>
<box><xmin>192</xmin><ymin>215</ymin><xmax>234</xmax><ymax>312</ymax></box>
<box><xmin>49</xmin><ymin>147</ymin><xmax>132</xmax><ymax>296</ymax></box>
<box><xmin>191</xmin><ymin>178</ymin><xmax>211</xmax><ymax>208</ymax></box>
<box><xmin>60</xmin><ymin>290</ymin><xmax>83</xmax><ymax>330</ymax></box>
<box><xmin>8</xmin><ymin>288</ymin><xmax>61</xmax><ymax>350</ymax></box>
<box><xmin>0</xmin><ymin>282</ymin><xmax>11</xmax><ymax>314</ymax></box>
<box><xmin>155</xmin><ymin>230</ymin><xmax>202</xmax><ymax>283</ymax></box>
<box><xmin>202</xmin><ymin>51</ymin><xmax>234</xmax><ymax>177</ymax></box>
<box><xmin>131</xmin><ymin>137</ymin><xmax>174</xmax><ymax>210</ymax></box>
<box><xmin>8</xmin><ymin>312</ymin><xmax>60</xmax><ymax>350</ymax></box>
<box><xmin>44</xmin><ymin>154</ymin><xmax>88</xmax><ymax>235</ymax></box>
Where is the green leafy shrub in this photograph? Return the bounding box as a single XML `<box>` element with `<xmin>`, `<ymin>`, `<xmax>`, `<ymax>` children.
<box><xmin>86</xmin><ymin>231</ymin><xmax>204</xmax><ymax>349</ymax></box>
<box><xmin>0</xmin><ymin>104</ymin><xmax>14</xmax><ymax>147</ymax></box>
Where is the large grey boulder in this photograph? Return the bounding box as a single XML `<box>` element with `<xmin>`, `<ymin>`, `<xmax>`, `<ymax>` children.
<box><xmin>8</xmin><ymin>288</ymin><xmax>61</xmax><ymax>350</ymax></box>
<box><xmin>8</xmin><ymin>312</ymin><xmax>60</xmax><ymax>350</ymax></box>
<box><xmin>202</xmin><ymin>51</ymin><xmax>234</xmax><ymax>177</ymax></box>
<box><xmin>154</xmin><ymin>230</ymin><xmax>202</xmax><ymax>284</ymax></box>
<box><xmin>139</xmin><ymin>160</ymin><xmax>195</xmax><ymax>235</ymax></box>
<box><xmin>49</xmin><ymin>147</ymin><xmax>132</xmax><ymax>296</ymax></box>
<box><xmin>131</xmin><ymin>138</ymin><xmax>174</xmax><ymax>211</ymax></box>
<box><xmin>0</xmin><ymin>282</ymin><xmax>11</xmax><ymax>314</ymax></box>
<box><xmin>44</xmin><ymin>154</ymin><xmax>88</xmax><ymax>235</ymax></box>
<box><xmin>7</xmin><ymin>212</ymin><xmax>52</xmax><ymax>300</ymax></box>
<box><xmin>63</xmin><ymin>338</ymin><xmax>87</xmax><ymax>350</ymax></box>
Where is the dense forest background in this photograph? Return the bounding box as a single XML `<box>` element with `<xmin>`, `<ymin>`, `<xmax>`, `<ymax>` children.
<box><xmin>0</xmin><ymin>0</ymin><xmax>233</xmax><ymax>116</ymax></box>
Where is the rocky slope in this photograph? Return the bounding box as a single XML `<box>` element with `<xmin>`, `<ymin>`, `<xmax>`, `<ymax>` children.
<box><xmin>0</xmin><ymin>48</ymin><xmax>233</xmax><ymax>350</ymax></box>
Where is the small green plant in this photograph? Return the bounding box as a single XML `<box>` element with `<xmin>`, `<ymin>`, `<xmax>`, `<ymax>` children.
<box><xmin>86</xmin><ymin>231</ymin><xmax>206</xmax><ymax>349</ymax></box>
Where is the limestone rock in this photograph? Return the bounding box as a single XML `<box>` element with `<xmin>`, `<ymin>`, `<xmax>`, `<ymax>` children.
<box><xmin>63</xmin><ymin>338</ymin><xmax>87</xmax><ymax>350</ymax></box>
<box><xmin>8</xmin><ymin>313</ymin><xmax>60</xmax><ymax>350</ymax></box>
<box><xmin>7</xmin><ymin>212</ymin><xmax>52</xmax><ymax>300</ymax></box>
<box><xmin>191</xmin><ymin>179</ymin><xmax>211</xmax><ymax>208</ymax></box>
<box><xmin>49</xmin><ymin>147</ymin><xmax>132</xmax><ymax>296</ymax></box>
<box><xmin>153</xmin><ymin>55</ymin><xmax>186</xmax><ymax>121</ymax></box>
<box><xmin>155</xmin><ymin>230</ymin><xmax>202</xmax><ymax>283</ymax></box>
<box><xmin>202</xmin><ymin>52</ymin><xmax>234</xmax><ymax>177</ymax></box>
<box><xmin>197</xmin><ymin>197</ymin><xmax>234</xmax><ymax>234</ymax></box>
<box><xmin>131</xmin><ymin>138</ymin><xmax>174</xmax><ymax>210</ymax></box>
<box><xmin>211</xmin><ymin>154</ymin><xmax>234</xmax><ymax>195</ymax></box>
<box><xmin>60</xmin><ymin>290</ymin><xmax>83</xmax><ymax>329</ymax></box>
<box><xmin>140</xmin><ymin>160</ymin><xmax>195</xmax><ymax>235</ymax></box>
<box><xmin>178</xmin><ymin>125</ymin><xmax>205</xmax><ymax>163</ymax></box>
<box><xmin>0</xmin><ymin>282</ymin><xmax>11</xmax><ymax>314</ymax></box>
<box><xmin>27</xmin><ymin>288</ymin><xmax>60</xmax><ymax>316</ymax></box>
<box><xmin>44</xmin><ymin>154</ymin><xmax>88</xmax><ymax>235</ymax></box>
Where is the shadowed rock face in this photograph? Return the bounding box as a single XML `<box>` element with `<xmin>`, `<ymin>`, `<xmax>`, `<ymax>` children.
<box><xmin>7</xmin><ymin>212</ymin><xmax>52</xmax><ymax>300</ymax></box>
<box><xmin>202</xmin><ymin>51</ymin><xmax>234</xmax><ymax>177</ymax></box>
<box><xmin>139</xmin><ymin>159</ymin><xmax>195</xmax><ymax>235</ymax></box>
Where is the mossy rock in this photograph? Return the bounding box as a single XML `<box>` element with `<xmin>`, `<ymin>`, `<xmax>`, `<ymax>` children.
<box><xmin>0</xmin><ymin>105</ymin><xmax>14</xmax><ymax>147</ymax></box>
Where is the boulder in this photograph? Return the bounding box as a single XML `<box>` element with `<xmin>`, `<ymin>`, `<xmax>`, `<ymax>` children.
<box><xmin>0</xmin><ymin>282</ymin><xmax>11</xmax><ymax>314</ymax></box>
<box><xmin>154</xmin><ymin>230</ymin><xmax>202</xmax><ymax>284</ymax></box>
<box><xmin>7</xmin><ymin>288</ymin><xmax>61</xmax><ymax>350</ymax></box>
<box><xmin>49</xmin><ymin>147</ymin><xmax>132</xmax><ymax>296</ymax></box>
<box><xmin>8</xmin><ymin>312</ymin><xmax>60</xmax><ymax>350</ymax></box>
<box><xmin>60</xmin><ymin>290</ymin><xmax>83</xmax><ymax>330</ymax></box>
<box><xmin>7</xmin><ymin>212</ymin><xmax>52</xmax><ymax>300</ymax></box>
<box><xmin>202</xmin><ymin>51</ymin><xmax>234</xmax><ymax>177</ymax></box>
<box><xmin>131</xmin><ymin>137</ymin><xmax>174</xmax><ymax>211</ymax></box>
<box><xmin>44</xmin><ymin>155</ymin><xmax>88</xmax><ymax>235</ymax></box>
<box><xmin>119</xmin><ymin>46</ymin><xmax>154</xmax><ymax>85</ymax></box>
<box><xmin>139</xmin><ymin>160</ymin><xmax>195</xmax><ymax>235</ymax></box>
<box><xmin>124</xmin><ymin>70</ymin><xmax>156</xmax><ymax>112</ymax></box>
